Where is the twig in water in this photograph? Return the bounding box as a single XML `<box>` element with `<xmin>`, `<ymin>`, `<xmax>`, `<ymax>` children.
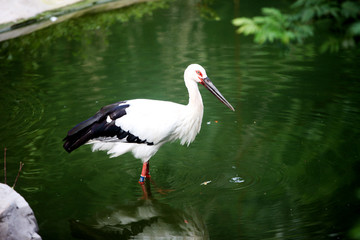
<box><xmin>4</xmin><ymin>147</ymin><xmax>6</xmax><ymax>185</ymax></box>
<box><xmin>12</xmin><ymin>162</ymin><xmax>24</xmax><ymax>189</ymax></box>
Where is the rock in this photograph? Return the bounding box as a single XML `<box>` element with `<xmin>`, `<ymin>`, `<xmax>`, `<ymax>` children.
<box><xmin>0</xmin><ymin>183</ymin><xmax>41</xmax><ymax>240</ymax></box>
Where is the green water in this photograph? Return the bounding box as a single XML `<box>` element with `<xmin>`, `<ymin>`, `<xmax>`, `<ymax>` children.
<box><xmin>1</xmin><ymin>0</ymin><xmax>360</xmax><ymax>239</ymax></box>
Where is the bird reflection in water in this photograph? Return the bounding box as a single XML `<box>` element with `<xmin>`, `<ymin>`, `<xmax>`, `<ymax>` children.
<box><xmin>70</xmin><ymin>182</ymin><xmax>209</xmax><ymax>239</ymax></box>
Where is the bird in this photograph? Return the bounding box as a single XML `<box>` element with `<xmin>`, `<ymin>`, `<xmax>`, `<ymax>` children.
<box><xmin>63</xmin><ymin>64</ymin><xmax>235</xmax><ymax>184</ymax></box>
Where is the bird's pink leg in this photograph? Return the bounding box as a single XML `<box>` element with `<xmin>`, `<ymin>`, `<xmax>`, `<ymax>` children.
<box><xmin>139</xmin><ymin>161</ymin><xmax>150</xmax><ymax>184</ymax></box>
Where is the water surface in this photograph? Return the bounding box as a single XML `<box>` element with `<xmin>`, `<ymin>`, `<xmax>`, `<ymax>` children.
<box><xmin>1</xmin><ymin>0</ymin><xmax>360</xmax><ymax>239</ymax></box>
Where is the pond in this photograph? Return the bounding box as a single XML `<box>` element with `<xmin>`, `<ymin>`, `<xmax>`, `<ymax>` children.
<box><xmin>1</xmin><ymin>0</ymin><xmax>360</xmax><ymax>239</ymax></box>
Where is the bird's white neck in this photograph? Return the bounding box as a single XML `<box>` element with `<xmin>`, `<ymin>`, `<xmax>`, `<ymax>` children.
<box><xmin>176</xmin><ymin>80</ymin><xmax>204</xmax><ymax>146</ymax></box>
<box><xmin>187</xmin><ymin>81</ymin><xmax>204</xmax><ymax>113</ymax></box>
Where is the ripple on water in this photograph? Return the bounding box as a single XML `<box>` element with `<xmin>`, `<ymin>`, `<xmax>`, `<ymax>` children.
<box><xmin>2</xmin><ymin>84</ymin><xmax>45</xmax><ymax>138</ymax></box>
<box><xmin>221</xmin><ymin>157</ymin><xmax>289</xmax><ymax>196</ymax></box>
<box><xmin>229</xmin><ymin>176</ymin><xmax>245</xmax><ymax>183</ymax></box>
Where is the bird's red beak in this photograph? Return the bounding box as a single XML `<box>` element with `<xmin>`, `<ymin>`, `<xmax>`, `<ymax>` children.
<box><xmin>200</xmin><ymin>77</ymin><xmax>235</xmax><ymax>111</ymax></box>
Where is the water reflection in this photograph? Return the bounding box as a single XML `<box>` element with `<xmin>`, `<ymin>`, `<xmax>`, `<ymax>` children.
<box><xmin>70</xmin><ymin>182</ymin><xmax>208</xmax><ymax>239</ymax></box>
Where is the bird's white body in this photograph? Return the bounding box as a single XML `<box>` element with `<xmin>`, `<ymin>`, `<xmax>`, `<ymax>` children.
<box><xmin>88</xmin><ymin>97</ymin><xmax>203</xmax><ymax>162</ymax></box>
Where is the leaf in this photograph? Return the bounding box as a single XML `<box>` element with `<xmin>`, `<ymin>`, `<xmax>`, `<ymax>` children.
<box><xmin>281</xmin><ymin>31</ymin><xmax>296</xmax><ymax>44</ymax></box>
<box><xmin>291</xmin><ymin>0</ymin><xmax>306</xmax><ymax>9</ymax></box>
<box><xmin>254</xmin><ymin>31</ymin><xmax>267</xmax><ymax>44</ymax></box>
<box><xmin>301</xmin><ymin>8</ymin><xmax>315</xmax><ymax>22</ymax></box>
<box><xmin>328</xmin><ymin>7</ymin><xmax>340</xmax><ymax>19</ymax></box>
<box><xmin>348</xmin><ymin>21</ymin><xmax>360</xmax><ymax>36</ymax></box>
<box><xmin>253</xmin><ymin>16</ymin><xmax>267</xmax><ymax>24</ymax></box>
<box><xmin>262</xmin><ymin>8</ymin><xmax>282</xmax><ymax>18</ymax></box>
<box><xmin>232</xmin><ymin>18</ymin><xmax>252</xmax><ymax>26</ymax></box>
<box><xmin>238</xmin><ymin>23</ymin><xmax>259</xmax><ymax>35</ymax></box>
<box><xmin>341</xmin><ymin>1</ymin><xmax>360</xmax><ymax>18</ymax></box>
<box><xmin>296</xmin><ymin>24</ymin><xmax>314</xmax><ymax>37</ymax></box>
<box><xmin>232</xmin><ymin>18</ymin><xmax>259</xmax><ymax>35</ymax></box>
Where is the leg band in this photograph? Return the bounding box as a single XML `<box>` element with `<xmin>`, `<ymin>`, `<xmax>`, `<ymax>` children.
<box><xmin>139</xmin><ymin>175</ymin><xmax>145</xmax><ymax>183</ymax></box>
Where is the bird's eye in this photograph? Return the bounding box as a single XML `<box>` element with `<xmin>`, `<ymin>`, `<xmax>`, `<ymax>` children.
<box><xmin>196</xmin><ymin>70</ymin><xmax>203</xmax><ymax>77</ymax></box>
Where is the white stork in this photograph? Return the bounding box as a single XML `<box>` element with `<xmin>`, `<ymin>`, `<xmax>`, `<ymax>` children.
<box><xmin>63</xmin><ymin>64</ymin><xmax>235</xmax><ymax>183</ymax></box>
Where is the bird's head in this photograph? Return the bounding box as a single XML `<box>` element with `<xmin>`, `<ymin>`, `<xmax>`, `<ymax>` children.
<box><xmin>184</xmin><ymin>64</ymin><xmax>235</xmax><ymax>111</ymax></box>
<box><xmin>184</xmin><ymin>64</ymin><xmax>208</xmax><ymax>84</ymax></box>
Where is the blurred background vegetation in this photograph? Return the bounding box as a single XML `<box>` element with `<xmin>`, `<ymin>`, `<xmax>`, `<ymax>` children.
<box><xmin>0</xmin><ymin>0</ymin><xmax>170</xmax><ymax>71</ymax></box>
<box><xmin>232</xmin><ymin>0</ymin><xmax>360</xmax><ymax>53</ymax></box>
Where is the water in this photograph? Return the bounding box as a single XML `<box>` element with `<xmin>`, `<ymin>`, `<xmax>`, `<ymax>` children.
<box><xmin>1</xmin><ymin>0</ymin><xmax>360</xmax><ymax>239</ymax></box>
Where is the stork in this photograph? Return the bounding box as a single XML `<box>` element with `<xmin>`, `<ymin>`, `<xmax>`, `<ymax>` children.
<box><xmin>63</xmin><ymin>64</ymin><xmax>235</xmax><ymax>184</ymax></box>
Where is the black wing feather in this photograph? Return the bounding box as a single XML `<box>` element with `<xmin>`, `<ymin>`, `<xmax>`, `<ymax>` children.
<box><xmin>63</xmin><ymin>102</ymin><xmax>129</xmax><ymax>153</ymax></box>
<box><xmin>66</xmin><ymin>101</ymin><xmax>127</xmax><ymax>136</ymax></box>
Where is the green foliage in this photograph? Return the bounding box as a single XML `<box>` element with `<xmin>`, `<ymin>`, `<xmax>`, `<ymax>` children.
<box><xmin>232</xmin><ymin>0</ymin><xmax>360</xmax><ymax>52</ymax></box>
<box><xmin>233</xmin><ymin>8</ymin><xmax>304</xmax><ymax>45</ymax></box>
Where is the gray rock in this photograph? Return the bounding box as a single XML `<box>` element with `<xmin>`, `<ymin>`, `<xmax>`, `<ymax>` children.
<box><xmin>0</xmin><ymin>183</ymin><xmax>41</xmax><ymax>240</ymax></box>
